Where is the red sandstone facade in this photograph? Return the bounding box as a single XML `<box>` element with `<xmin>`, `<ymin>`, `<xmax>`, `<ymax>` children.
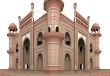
<box><xmin>2</xmin><ymin>0</ymin><xmax>109</xmax><ymax>76</ymax></box>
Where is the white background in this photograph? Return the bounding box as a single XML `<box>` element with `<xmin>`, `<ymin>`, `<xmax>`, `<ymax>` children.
<box><xmin>0</xmin><ymin>0</ymin><xmax>109</xmax><ymax>69</ymax></box>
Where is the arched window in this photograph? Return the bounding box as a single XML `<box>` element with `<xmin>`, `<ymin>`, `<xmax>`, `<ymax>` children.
<box><xmin>78</xmin><ymin>38</ymin><xmax>85</xmax><ymax>69</ymax></box>
<box><xmin>23</xmin><ymin>38</ymin><xmax>30</xmax><ymax>69</ymax></box>
<box><xmin>90</xmin><ymin>58</ymin><xmax>93</xmax><ymax>69</ymax></box>
<box><xmin>56</xmin><ymin>26</ymin><xmax>59</xmax><ymax>32</ymax></box>
<box><xmin>48</xmin><ymin>27</ymin><xmax>51</xmax><ymax>32</ymax></box>
<box><xmin>37</xmin><ymin>54</ymin><xmax>43</xmax><ymax>70</ymax></box>
<box><xmin>65</xmin><ymin>32</ymin><xmax>71</xmax><ymax>46</ymax></box>
<box><xmin>37</xmin><ymin>32</ymin><xmax>43</xmax><ymax>46</ymax></box>
<box><xmin>16</xmin><ymin>43</ymin><xmax>18</xmax><ymax>53</ymax></box>
<box><xmin>64</xmin><ymin>53</ymin><xmax>71</xmax><ymax>70</ymax></box>
<box><xmin>90</xmin><ymin>44</ymin><xmax>93</xmax><ymax>52</ymax></box>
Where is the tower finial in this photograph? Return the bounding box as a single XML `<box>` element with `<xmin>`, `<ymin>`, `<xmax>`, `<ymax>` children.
<box><xmin>74</xmin><ymin>2</ymin><xmax>77</xmax><ymax>24</ymax></box>
<box><xmin>18</xmin><ymin>16</ymin><xmax>21</xmax><ymax>29</ymax></box>
<box><xmin>31</xmin><ymin>2</ymin><xmax>34</xmax><ymax>23</ymax></box>
<box><xmin>87</xmin><ymin>16</ymin><xmax>90</xmax><ymax>25</ymax></box>
<box><xmin>74</xmin><ymin>2</ymin><xmax>77</xmax><ymax>11</ymax></box>
<box><xmin>18</xmin><ymin>16</ymin><xmax>21</xmax><ymax>22</ymax></box>
<box><xmin>31</xmin><ymin>2</ymin><xmax>34</xmax><ymax>11</ymax></box>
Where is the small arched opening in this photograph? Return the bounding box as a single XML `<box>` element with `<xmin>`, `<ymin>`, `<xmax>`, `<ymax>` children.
<box><xmin>56</xmin><ymin>26</ymin><xmax>59</xmax><ymax>32</ymax></box>
<box><xmin>37</xmin><ymin>53</ymin><xmax>43</xmax><ymax>71</ymax></box>
<box><xmin>65</xmin><ymin>32</ymin><xmax>71</xmax><ymax>46</ymax></box>
<box><xmin>90</xmin><ymin>44</ymin><xmax>93</xmax><ymax>52</ymax></box>
<box><xmin>16</xmin><ymin>58</ymin><xmax>18</xmax><ymax>69</ymax></box>
<box><xmin>48</xmin><ymin>27</ymin><xmax>51</xmax><ymax>32</ymax></box>
<box><xmin>90</xmin><ymin>58</ymin><xmax>93</xmax><ymax>69</ymax></box>
<box><xmin>37</xmin><ymin>32</ymin><xmax>43</xmax><ymax>46</ymax></box>
<box><xmin>16</xmin><ymin>43</ymin><xmax>18</xmax><ymax>53</ymax></box>
<box><xmin>64</xmin><ymin>53</ymin><xmax>71</xmax><ymax>70</ymax></box>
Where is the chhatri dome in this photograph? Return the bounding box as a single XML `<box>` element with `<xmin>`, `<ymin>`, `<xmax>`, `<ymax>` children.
<box><xmin>8</xmin><ymin>23</ymin><xmax>17</xmax><ymax>31</ymax></box>
<box><xmin>91</xmin><ymin>23</ymin><xmax>100</xmax><ymax>31</ymax></box>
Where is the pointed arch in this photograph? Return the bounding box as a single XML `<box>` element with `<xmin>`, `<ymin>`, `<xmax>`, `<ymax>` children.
<box><xmin>23</xmin><ymin>38</ymin><xmax>30</xmax><ymax>69</ymax></box>
<box><xmin>78</xmin><ymin>38</ymin><xmax>85</xmax><ymax>69</ymax></box>
<box><xmin>65</xmin><ymin>32</ymin><xmax>71</xmax><ymax>46</ymax></box>
<box><xmin>37</xmin><ymin>32</ymin><xmax>43</xmax><ymax>46</ymax></box>
<box><xmin>37</xmin><ymin>53</ymin><xmax>43</xmax><ymax>70</ymax></box>
<box><xmin>64</xmin><ymin>53</ymin><xmax>71</xmax><ymax>70</ymax></box>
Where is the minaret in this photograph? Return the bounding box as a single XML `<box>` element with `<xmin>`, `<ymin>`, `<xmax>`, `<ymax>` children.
<box><xmin>91</xmin><ymin>23</ymin><xmax>101</xmax><ymax>69</ymax></box>
<box><xmin>7</xmin><ymin>23</ymin><xmax>18</xmax><ymax>69</ymax></box>
<box><xmin>44</xmin><ymin>0</ymin><xmax>64</xmax><ymax>71</ymax></box>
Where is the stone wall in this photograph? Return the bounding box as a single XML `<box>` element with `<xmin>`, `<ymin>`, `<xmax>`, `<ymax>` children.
<box><xmin>0</xmin><ymin>69</ymin><xmax>110</xmax><ymax>76</ymax></box>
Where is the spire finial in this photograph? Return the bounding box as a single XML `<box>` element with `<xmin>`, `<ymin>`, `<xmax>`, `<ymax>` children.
<box><xmin>18</xmin><ymin>16</ymin><xmax>21</xmax><ymax>29</ymax></box>
<box><xmin>31</xmin><ymin>2</ymin><xmax>34</xmax><ymax>23</ymax></box>
<box><xmin>31</xmin><ymin>2</ymin><xmax>34</xmax><ymax>11</ymax></box>
<box><xmin>18</xmin><ymin>16</ymin><xmax>21</xmax><ymax>22</ymax></box>
<box><xmin>74</xmin><ymin>2</ymin><xmax>77</xmax><ymax>11</ymax></box>
<box><xmin>87</xmin><ymin>16</ymin><xmax>90</xmax><ymax>25</ymax></box>
<box><xmin>87</xmin><ymin>16</ymin><xmax>90</xmax><ymax>22</ymax></box>
<box><xmin>74</xmin><ymin>2</ymin><xmax>77</xmax><ymax>24</ymax></box>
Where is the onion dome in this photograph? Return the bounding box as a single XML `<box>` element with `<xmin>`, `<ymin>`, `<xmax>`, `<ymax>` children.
<box><xmin>91</xmin><ymin>23</ymin><xmax>100</xmax><ymax>31</ymax></box>
<box><xmin>8</xmin><ymin>23</ymin><xmax>17</xmax><ymax>31</ymax></box>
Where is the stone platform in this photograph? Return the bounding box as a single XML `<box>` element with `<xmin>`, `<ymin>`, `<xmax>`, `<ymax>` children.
<box><xmin>0</xmin><ymin>69</ymin><xmax>110</xmax><ymax>76</ymax></box>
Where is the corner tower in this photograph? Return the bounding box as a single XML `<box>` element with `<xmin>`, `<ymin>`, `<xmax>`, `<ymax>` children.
<box><xmin>44</xmin><ymin>0</ymin><xmax>64</xmax><ymax>71</ymax></box>
<box><xmin>7</xmin><ymin>23</ymin><xmax>18</xmax><ymax>69</ymax></box>
<box><xmin>91</xmin><ymin>23</ymin><xmax>101</xmax><ymax>69</ymax></box>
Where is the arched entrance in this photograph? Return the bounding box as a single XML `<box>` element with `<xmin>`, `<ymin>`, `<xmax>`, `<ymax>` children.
<box><xmin>37</xmin><ymin>54</ymin><xmax>43</xmax><ymax>70</ymax></box>
<box><xmin>78</xmin><ymin>38</ymin><xmax>85</xmax><ymax>69</ymax></box>
<box><xmin>23</xmin><ymin>38</ymin><xmax>30</xmax><ymax>69</ymax></box>
<box><xmin>64</xmin><ymin>53</ymin><xmax>71</xmax><ymax>70</ymax></box>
